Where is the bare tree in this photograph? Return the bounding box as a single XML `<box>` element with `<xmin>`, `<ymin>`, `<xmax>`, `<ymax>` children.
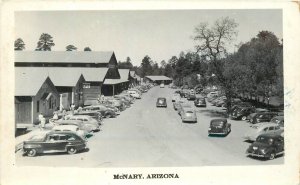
<box><xmin>193</xmin><ymin>17</ymin><xmax>238</xmax><ymax>112</ymax></box>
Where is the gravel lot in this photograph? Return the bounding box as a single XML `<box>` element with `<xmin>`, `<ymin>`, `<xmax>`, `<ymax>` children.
<box><xmin>16</xmin><ymin>86</ymin><xmax>283</xmax><ymax>167</ymax></box>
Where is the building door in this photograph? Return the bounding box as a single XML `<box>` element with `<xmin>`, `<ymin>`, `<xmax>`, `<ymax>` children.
<box><xmin>15</xmin><ymin>102</ymin><xmax>32</xmax><ymax>124</ymax></box>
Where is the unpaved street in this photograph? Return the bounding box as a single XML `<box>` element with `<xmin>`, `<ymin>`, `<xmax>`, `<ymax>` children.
<box><xmin>16</xmin><ymin>86</ymin><xmax>283</xmax><ymax>167</ymax></box>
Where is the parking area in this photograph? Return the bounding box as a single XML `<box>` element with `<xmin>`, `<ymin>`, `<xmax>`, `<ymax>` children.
<box><xmin>15</xmin><ymin>86</ymin><xmax>283</xmax><ymax>167</ymax></box>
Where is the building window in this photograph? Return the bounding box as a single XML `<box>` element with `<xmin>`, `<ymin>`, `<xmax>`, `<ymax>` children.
<box><xmin>37</xmin><ymin>101</ymin><xmax>39</xmax><ymax>112</ymax></box>
<box><xmin>49</xmin><ymin>97</ymin><xmax>51</xmax><ymax>109</ymax></box>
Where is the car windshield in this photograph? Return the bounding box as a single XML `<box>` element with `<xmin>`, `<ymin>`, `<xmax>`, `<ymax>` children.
<box><xmin>211</xmin><ymin>121</ymin><xmax>224</xmax><ymax>126</ymax></box>
<box><xmin>256</xmin><ymin>136</ymin><xmax>274</xmax><ymax>145</ymax></box>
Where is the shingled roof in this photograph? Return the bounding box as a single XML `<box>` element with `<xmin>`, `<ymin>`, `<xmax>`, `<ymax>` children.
<box><xmin>15</xmin><ymin>51</ymin><xmax>114</xmax><ymax>64</ymax></box>
<box><xmin>15</xmin><ymin>67</ymin><xmax>50</xmax><ymax>96</ymax></box>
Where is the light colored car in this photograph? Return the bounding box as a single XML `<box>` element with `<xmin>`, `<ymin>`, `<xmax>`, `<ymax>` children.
<box><xmin>181</xmin><ymin>108</ymin><xmax>197</xmax><ymax>123</ymax></box>
<box><xmin>173</xmin><ymin>99</ymin><xmax>186</xmax><ymax>110</ymax></box>
<box><xmin>55</xmin><ymin>120</ymin><xmax>93</xmax><ymax>133</ymax></box>
<box><xmin>65</xmin><ymin>115</ymin><xmax>100</xmax><ymax>132</ymax></box>
<box><xmin>160</xmin><ymin>83</ymin><xmax>165</xmax><ymax>88</ymax></box>
<box><xmin>127</xmin><ymin>90</ymin><xmax>141</xmax><ymax>99</ymax></box>
<box><xmin>244</xmin><ymin>123</ymin><xmax>282</xmax><ymax>141</ymax></box>
<box><xmin>178</xmin><ymin>103</ymin><xmax>192</xmax><ymax>115</ymax></box>
<box><xmin>52</xmin><ymin>125</ymin><xmax>86</xmax><ymax>138</ymax></box>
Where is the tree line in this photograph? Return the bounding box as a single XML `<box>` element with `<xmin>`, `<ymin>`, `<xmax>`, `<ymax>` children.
<box><xmin>15</xmin><ymin>17</ymin><xmax>283</xmax><ymax>111</ymax></box>
<box><xmin>15</xmin><ymin>33</ymin><xmax>92</xmax><ymax>51</ymax></box>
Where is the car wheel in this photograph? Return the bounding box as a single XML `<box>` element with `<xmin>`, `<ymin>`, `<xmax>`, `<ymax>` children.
<box><xmin>269</xmin><ymin>152</ymin><xmax>276</xmax><ymax>160</ymax></box>
<box><xmin>67</xmin><ymin>147</ymin><xmax>77</xmax><ymax>155</ymax></box>
<box><xmin>106</xmin><ymin>114</ymin><xmax>111</xmax><ymax>118</ymax></box>
<box><xmin>242</xmin><ymin>116</ymin><xmax>247</xmax><ymax>121</ymax></box>
<box><xmin>27</xmin><ymin>149</ymin><xmax>37</xmax><ymax>157</ymax></box>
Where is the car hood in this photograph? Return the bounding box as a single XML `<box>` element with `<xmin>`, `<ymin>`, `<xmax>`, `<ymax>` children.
<box><xmin>248</xmin><ymin>142</ymin><xmax>271</xmax><ymax>151</ymax></box>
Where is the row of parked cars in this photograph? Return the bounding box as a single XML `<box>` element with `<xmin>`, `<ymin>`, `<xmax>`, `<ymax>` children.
<box><xmin>205</xmin><ymin>90</ymin><xmax>285</xmax><ymax>160</ymax></box>
<box><xmin>22</xmin><ymin>84</ymin><xmax>154</xmax><ymax>157</ymax></box>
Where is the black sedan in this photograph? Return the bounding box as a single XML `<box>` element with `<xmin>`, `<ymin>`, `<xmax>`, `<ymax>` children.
<box><xmin>194</xmin><ymin>98</ymin><xmax>206</xmax><ymax>107</ymax></box>
<box><xmin>23</xmin><ymin>131</ymin><xmax>87</xmax><ymax>157</ymax></box>
<box><xmin>208</xmin><ymin>119</ymin><xmax>231</xmax><ymax>136</ymax></box>
<box><xmin>246</xmin><ymin>133</ymin><xmax>284</xmax><ymax>160</ymax></box>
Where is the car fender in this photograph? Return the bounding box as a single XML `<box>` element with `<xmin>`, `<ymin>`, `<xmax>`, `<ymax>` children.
<box><xmin>23</xmin><ymin>144</ymin><xmax>43</xmax><ymax>152</ymax></box>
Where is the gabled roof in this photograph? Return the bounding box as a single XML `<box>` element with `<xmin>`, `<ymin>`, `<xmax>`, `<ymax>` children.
<box><xmin>16</xmin><ymin>67</ymin><xmax>108</xmax><ymax>91</ymax></box>
<box><xmin>103</xmin><ymin>79</ymin><xmax>128</xmax><ymax>85</ymax></box>
<box><xmin>15</xmin><ymin>68</ymin><xmax>49</xmax><ymax>96</ymax></box>
<box><xmin>80</xmin><ymin>68</ymin><xmax>108</xmax><ymax>82</ymax></box>
<box><xmin>145</xmin><ymin>75</ymin><xmax>172</xmax><ymax>81</ymax></box>
<box><xmin>118</xmin><ymin>69</ymin><xmax>130</xmax><ymax>81</ymax></box>
<box><xmin>103</xmin><ymin>69</ymin><xmax>129</xmax><ymax>85</ymax></box>
<box><xmin>15</xmin><ymin>51</ymin><xmax>114</xmax><ymax>64</ymax></box>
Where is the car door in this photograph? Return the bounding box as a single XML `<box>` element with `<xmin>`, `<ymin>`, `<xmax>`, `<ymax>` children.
<box><xmin>275</xmin><ymin>137</ymin><xmax>284</xmax><ymax>153</ymax></box>
<box><xmin>44</xmin><ymin>134</ymin><xmax>62</xmax><ymax>151</ymax></box>
<box><xmin>267</xmin><ymin>126</ymin><xmax>275</xmax><ymax>134</ymax></box>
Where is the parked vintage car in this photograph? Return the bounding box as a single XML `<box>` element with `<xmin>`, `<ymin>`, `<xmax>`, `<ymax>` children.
<box><xmin>127</xmin><ymin>90</ymin><xmax>141</xmax><ymax>99</ymax></box>
<box><xmin>65</xmin><ymin>115</ymin><xmax>100</xmax><ymax>131</ymax></box>
<box><xmin>231</xmin><ymin>106</ymin><xmax>256</xmax><ymax>120</ymax></box>
<box><xmin>243</xmin><ymin>123</ymin><xmax>282</xmax><ymax>141</ymax></box>
<box><xmin>52</xmin><ymin>124</ymin><xmax>86</xmax><ymax>138</ymax></box>
<box><xmin>177</xmin><ymin>103</ymin><xmax>192</xmax><ymax>115</ymax></box>
<box><xmin>250</xmin><ymin>112</ymin><xmax>279</xmax><ymax>124</ymax></box>
<box><xmin>187</xmin><ymin>92</ymin><xmax>196</xmax><ymax>101</ymax></box>
<box><xmin>23</xmin><ymin>131</ymin><xmax>87</xmax><ymax>157</ymax></box>
<box><xmin>105</xmin><ymin>99</ymin><xmax>126</xmax><ymax>111</ymax></box>
<box><xmin>180</xmin><ymin>108</ymin><xmax>197</xmax><ymax>123</ymax></box>
<box><xmin>172</xmin><ymin>93</ymin><xmax>181</xmax><ymax>102</ymax></box>
<box><xmin>246</xmin><ymin>133</ymin><xmax>284</xmax><ymax>160</ymax></box>
<box><xmin>156</xmin><ymin>97</ymin><xmax>167</xmax><ymax>108</ymax></box>
<box><xmin>208</xmin><ymin>119</ymin><xmax>231</xmax><ymax>136</ymax></box>
<box><xmin>82</xmin><ymin>105</ymin><xmax>117</xmax><ymax>118</ymax></box>
<box><xmin>74</xmin><ymin>109</ymin><xmax>102</xmax><ymax>121</ymax></box>
<box><xmin>270</xmin><ymin>116</ymin><xmax>284</xmax><ymax>129</ymax></box>
<box><xmin>194</xmin><ymin>98</ymin><xmax>206</xmax><ymax>107</ymax></box>
<box><xmin>246</xmin><ymin>108</ymin><xmax>269</xmax><ymax>121</ymax></box>
<box><xmin>55</xmin><ymin>120</ymin><xmax>93</xmax><ymax>133</ymax></box>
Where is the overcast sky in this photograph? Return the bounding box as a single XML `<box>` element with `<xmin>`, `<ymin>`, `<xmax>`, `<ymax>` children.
<box><xmin>15</xmin><ymin>10</ymin><xmax>282</xmax><ymax>66</ymax></box>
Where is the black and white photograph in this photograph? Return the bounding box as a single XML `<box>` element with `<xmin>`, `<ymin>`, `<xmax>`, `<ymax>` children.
<box><xmin>1</xmin><ymin>1</ymin><xmax>300</xmax><ymax>185</ymax></box>
<box><xmin>14</xmin><ymin>9</ymin><xmax>285</xmax><ymax>167</ymax></box>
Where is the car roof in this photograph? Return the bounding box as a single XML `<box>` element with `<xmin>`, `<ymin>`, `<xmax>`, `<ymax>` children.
<box><xmin>211</xmin><ymin>118</ymin><xmax>227</xmax><ymax>123</ymax></box>
<box><xmin>47</xmin><ymin>130</ymin><xmax>78</xmax><ymax>135</ymax></box>
<box><xmin>53</xmin><ymin>125</ymin><xmax>78</xmax><ymax>129</ymax></box>
<box><xmin>183</xmin><ymin>108</ymin><xmax>194</xmax><ymax>112</ymax></box>
<box><xmin>257</xmin><ymin>132</ymin><xmax>283</xmax><ymax>139</ymax></box>
<box><xmin>272</xmin><ymin>115</ymin><xmax>284</xmax><ymax>120</ymax></box>
<box><xmin>157</xmin><ymin>97</ymin><xmax>166</xmax><ymax>99</ymax></box>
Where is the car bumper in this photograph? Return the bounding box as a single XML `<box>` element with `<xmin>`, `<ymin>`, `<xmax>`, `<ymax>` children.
<box><xmin>156</xmin><ymin>104</ymin><xmax>167</xmax><ymax>107</ymax></box>
<box><xmin>195</xmin><ymin>104</ymin><xmax>206</xmax><ymax>107</ymax></box>
<box><xmin>246</xmin><ymin>152</ymin><xmax>265</xmax><ymax>158</ymax></box>
<box><xmin>182</xmin><ymin>117</ymin><xmax>197</xmax><ymax>122</ymax></box>
<box><xmin>208</xmin><ymin>131</ymin><xmax>227</xmax><ymax>135</ymax></box>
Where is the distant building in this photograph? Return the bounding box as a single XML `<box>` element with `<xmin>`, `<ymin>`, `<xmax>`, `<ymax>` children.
<box><xmin>15</xmin><ymin>68</ymin><xmax>59</xmax><ymax>127</ymax></box>
<box><xmin>129</xmin><ymin>71</ymin><xmax>140</xmax><ymax>87</ymax></box>
<box><xmin>144</xmin><ymin>76</ymin><xmax>173</xmax><ymax>85</ymax></box>
<box><xmin>103</xmin><ymin>69</ymin><xmax>129</xmax><ymax>96</ymax></box>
